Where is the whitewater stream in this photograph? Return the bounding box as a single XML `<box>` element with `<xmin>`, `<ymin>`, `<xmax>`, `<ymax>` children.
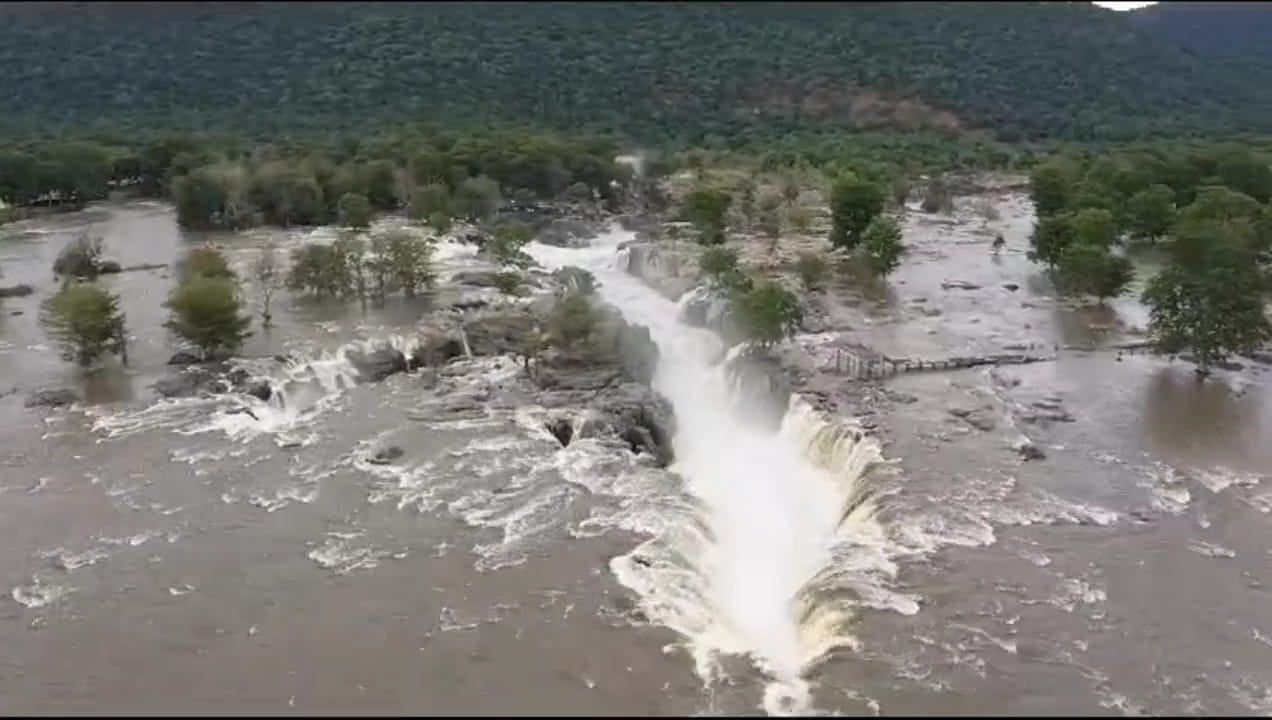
<box><xmin>1</xmin><ymin>198</ymin><xmax>1271</xmax><ymax>715</ymax></box>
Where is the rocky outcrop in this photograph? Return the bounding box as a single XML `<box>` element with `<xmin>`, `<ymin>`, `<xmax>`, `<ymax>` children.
<box><xmin>618</xmin><ymin>240</ymin><xmax>694</xmax><ymax>301</ymax></box>
<box><xmin>24</xmin><ymin>388</ymin><xmax>77</xmax><ymax>408</ymax></box>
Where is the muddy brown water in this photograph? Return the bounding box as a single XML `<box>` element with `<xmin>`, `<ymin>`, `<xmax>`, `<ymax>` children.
<box><xmin>0</xmin><ymin>196</ymin><xmax>1269</xmax><ymax>715</ymax></box>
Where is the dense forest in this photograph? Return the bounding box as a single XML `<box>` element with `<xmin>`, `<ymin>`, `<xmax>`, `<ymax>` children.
<box><xmin>1129</xmin><ymin>2</ymin><xmax>1272</xmax><ymax>67</ymax></box>
<box><xmin>4</xmin><ymin>2</ymin><xmax>1272</xmax><ymax>145</ymax></box>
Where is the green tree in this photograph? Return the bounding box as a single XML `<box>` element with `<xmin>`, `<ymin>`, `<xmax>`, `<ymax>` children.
<box><xmin>429</xmin><ymin>211</ymin><xmax>453</xmax><ymax>235</ymax></box>
<box><xmin>1029</xmin><ymin>213</ymin><xmax>1076</xmax><ymax>268</ymax></box>
<box><xmin>861</xmin><ymin>216</ymin><xmax>905</xmax><ymax>276</ymax></box>
<box><xmin>177</xmin><ymin>245</ymin><xmax>236</xmax><ymax>283</ymax></box>
<box><xmin>409</xmin><ymin>183</ymin><xmax>451</xmax><ymax>222</ymax></box>
<box><xmin>364</xmin><ymin>233</ymin><xmax>394</xmax><ymax>306</ymax></box>
<box><xmin>363</xmin><ymin>159</ymin><xmax>399</xmax><ymax>210</ymax></box>
<box><xmin>163</xmin><ymin>275</ymin><xmax>252</xmax><ymax>357</ymax></box>
<box><xmin>1124</xmin><ymin>184</ymin><xmax>1176</xmax><ymax>243</ymax></box>
<box><xmin>1216</xmin><ymin>152</ymin><xmax>1272</xmax><ymax>203</ymax></box>
<box><xmin>1068</xmin><ymin>207</ymin><xmax>1118</xmax><ymax>247</ymax></box>
<box><xmin>757</xmin><ymin>194</ymin><xmax>782</xmax><ymax>245</ymax></box>
<box><xmin>330</xmin><ymin>233</ymin><xmax>364</xmax><ymax>300</ymax></box>
<box><xmin>249</xmin><ymin>162</ymin><xmax>327</xmax><ymax>226</ymax></box>
<box><xmin>920</xmin><ymin>175</ymin><xmax>952</xmax><ymax>214</ymax></box>
<box><xmin>698</xmin><ymin>246</ymin><xmax>745</xmax><ymax>289</ymax></box>
<box><xmin>1029</xmin><ymin>158</ymin><xmax>1079</xmax><ymax>217</ymax></box>
<box><xmin>829</xmin><ymin>174</ymin><xmax>885</xmax><ymax>250</ymax></box>
<box><xmin>42</xmin><ymin>281</ymin><xmax>128</xmax><ymax>368</ymax></box>
<box><xmin>1142</xmin><ymin>233</ymin><xmax>1271</xmax><ymax>376</ymax></box>
<box><xmin>788</xmin><ymin>206</ymin><xmax>813</xmax><ymax>234</ymax></box>
<box><xmin>453</xmin><ymin>175</ymin><xmax>502</xmax><ymax>222</ymax></box>
<box><xmin>734</xmin><ymin>278</ymin><xmax>803</xmax><ymax>347</ymax></box>
<box><xmin>683</xmin><ymin>186</ymin><xmax>731</xmax><ymax>245</ymax></box>
<box><xmin>794</xmin><ymin>252</ymin><xmax>828</xmax><ymax>291</ymax></box>
<box><xmin>337</xmin><ymin>192</ymin><xmax>373</xmax><ymax>229</ymax></box>
<box><xmin>551</xmin><ymin>289</ymin><xmax>598</xmax><ymax>350</ymax></box>
<box><xmin>489</xmin><ymin>220</ymin><xmax>534</xmax><ymax>265</ymax></box>
<box><xmin>493</xmin><ymin>270</ymin><xmax>523</xmax><ymax>298</ymax></box>
<box><xmin>382</xmin><ymin>230</ymin><xmax>436</xmax><ymax>298</ymax></box>
<box><xmin>1054</xmin><ymin>242</ymin><xmax>1134</xmax><ymax>304</ymax></box>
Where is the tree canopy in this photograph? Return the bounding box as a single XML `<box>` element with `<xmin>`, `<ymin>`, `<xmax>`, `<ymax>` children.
<box><xmin>4</xmin><ymin>3</ymin><xmax>1272</xmax><ymax>145</ymax></box>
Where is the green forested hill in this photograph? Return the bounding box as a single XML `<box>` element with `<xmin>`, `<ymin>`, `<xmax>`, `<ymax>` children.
<box><xmin>1130</xmin><ymin>2</ymin><xmax>1272</xmax><ymax>66</ymax></box>
<box><xmin>2</xmin><ymin>1</ymin><xmax>1271</xmax><ymax>144</ymax></box>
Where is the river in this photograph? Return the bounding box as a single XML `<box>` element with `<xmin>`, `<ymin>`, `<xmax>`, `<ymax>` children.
<box><xmin>0</xmin><ymin>195</ymin><xmax>1269</xmax><ymax>715</ymax></box>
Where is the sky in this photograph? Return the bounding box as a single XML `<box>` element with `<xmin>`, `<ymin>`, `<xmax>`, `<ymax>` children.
<box><xmin>1093</xmin><ymin>1</ymin><xmax>1158</xmax><ymax>10</ymax></box>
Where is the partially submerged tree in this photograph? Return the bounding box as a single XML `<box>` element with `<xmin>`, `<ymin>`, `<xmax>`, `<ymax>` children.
<box><xmin>42</xmin><ymin>281</ymin><xmax>128</xmax><ymax>368</ymax></box>
<box><xmin>382</xmin><ymin>230</ymin><xmax>435</xmax><ymax>298</ymax></box>
<box><xmin>1054</xmin><ymin>242</ymin><xmax>1134</xmax><ymax>304</ymax></box>
<box><xmin>489</xmin><ymin>220</ymin><xmax>534</xmax><ymax>265</ymax></box>
<box><xmin>163</xmin><ymin>275</ymin><xmax>252</xmax><ymax>357</ymax></box>
<box><xmin>52</xmin><ymin>233</ymin><xmax>105</xmax><ymax>278</ymax></box>
<box><xmin>920</xmin><ymin>175</ymin><xmax>952</xmax><ymax>214</ymax></box>
<box><xmin>453</xmin><ymin>175</ymin><xmax>502</xmax><ymax>223</ymax></box>
<box><xmin>861</xmin><ymin>216</ymin><xmax>905</xmax><ymax>277</ymax></box>
<box><xmin>1142</xmin><ymin>229</ymin><xmax>1271</xmax><ymax>376</ymax></box>
<box><xmin>794</xmin><ymin>251</ymin><xmax>829</xmax><ymax>291</ymax></box>
<box><xmin>493</xmin><ymin>269</ymin><xmax>523</xmax><ymax>298</ymax></box>
<box><xmin>682</xmin><ymin>185</ymin><xmax>731</xmax><ymax>245</ymax></box>
<box><xmin>734</xmin><ymin>277</ymin><xmax>803</xmax><ymax>347</ymax></box>
<box><xmin>1124</xmin><ymin>184</ymin><xmax>1176</xmax><ymax>243</ymax></box>
<box><xmin>177</xmin><ymin>245</ymin><xmax>236</xmax><ymax>283</ymax></box>
<box><xmin>698</xmin><ymin>245</ymin><xmax>744</xmax><ymax>289</ymax></box>
<box><xmin>829</xmin><ymin>174</ymin><xmax>885</xmax><ymax>249</ymax></box>
<box><xmin>250</xmin><ymin>242</ymin><xmax>282</xmax><ymax>327</ymax></box>
<box><xmin>337</xmin><ymin>192</ymin><xmax>373</xmax><ymax>229</ymax></box>
<box><xmin>409</xmin><ymin>183</ymin><xmax>452</xmax><ymax>223</ymax></box>
<box><xmin>550</xmin><ymin>289</ymin><xmax>598</xmax><ymax>350</ymax></box>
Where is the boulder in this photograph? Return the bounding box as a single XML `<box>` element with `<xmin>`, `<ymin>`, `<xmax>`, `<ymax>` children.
<box><xmin>24</xmin><ymin>389</ymin><xmax>77</xmax><ymax>408</ymax></box>
<box><xmin>0</xmin><ymin>284</ymin><xmax>34</xmax><ymax>298</ymax></box>
<box><xmin>97</xmin><ymin>260</ymin><xmax>122</xmax><ymax>274</ymax></box>
<box><xmin>1016</xmin><ymin>441</ymin><xmax>1046</xmax><ymax>461</ymax></box>
<box><xmin>152</xmin><ymin>367</ymin><xmax>227</xmax><ymax>398</ymax></box>
<box><xmin>965</xmin><ymin>412</ymin><xmax>996</xmax><ymax>432</ymax></box>
<box><xmin>462</xmin><ymin>309</ymin><xmax>538</xmax><ymax>357</ymax></box>
<box><xmin>347</xmin><ymin>346</ymin><xmax>408</xmax><ymax>383</ymax></box>
<box><xmin>537</xmin><ymin>218</ymin><xmax>599</xmax><ymax>248</ymax></box>
<box><xmin>410</xmin><ymin>330</ymin><xmax>466</xmax><ymax>369</ymax></box>
<box><xmin>244</xmin><ymin>380</ymin><xmax>272</xmax><ymax>402</ymax></box>
<box><xmin>1003</xmin><ymin>283</ymin><xmax>1020</xmax><ymax>292</ymax></box>
<box><xmin>167</xmin><ymin>350</ymin><xmax>202</xmax><ymax>366</ymax></box>
<box><xmin>545</xmin><ymin>417</ymin><xmax>574</xmax><ymax>447</ymax></box>
<box><xmin>941</xmin><ymin>280</ymin><xmax>981</xmax><ymax>291</ymax></box>
<box><xmin>552</xmin><ymin>266</ymin><xmax>597</xmax><ymax>295</ymax></box>
<box><xmin>368</xmin><ymin>445</ymin><xmax>404</xmax><ymax>465</ymax></box>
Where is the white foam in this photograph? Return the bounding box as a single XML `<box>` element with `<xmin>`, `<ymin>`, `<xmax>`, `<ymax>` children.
<box><xmin>11</xmin><ymin>576</ymin><xmax>72</xmax><ymax>608</ymax></box>
<box><xmin>529</xmin><ymin>229</ymin><xmax>896</xmax><ymax>714</ymax></box>
<box><xmin>307</xmin><ymin>531</ymin><xmax>390</xmax><ymax>575</ymax></box>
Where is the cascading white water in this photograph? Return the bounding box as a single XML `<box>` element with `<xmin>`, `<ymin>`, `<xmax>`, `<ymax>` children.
<box><xmin>528</xmin><ymin>230</ymin><xmax>889</xmax><ymax>715</ymax></box>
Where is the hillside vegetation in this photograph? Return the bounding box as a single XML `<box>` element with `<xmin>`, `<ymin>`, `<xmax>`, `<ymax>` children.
<box><xmin>3</xmin><ymin>2</ymin><xmax>1272</xmax><ymax>144</ymax></box>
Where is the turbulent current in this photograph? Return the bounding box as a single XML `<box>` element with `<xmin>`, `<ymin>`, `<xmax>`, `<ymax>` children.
<box><xmin>530</xmin><ymin>231</ymin><xmax>893</xmax><ymax>714</ymax></box>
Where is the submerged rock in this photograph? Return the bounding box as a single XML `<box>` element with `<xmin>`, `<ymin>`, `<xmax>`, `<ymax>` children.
<box><xmin>368</xmin><ymin>445</ymin><xmax>404</xmax><ymax>465</ymax></box>
<box><xmin>152</xmin><ymin>373</ymin><xmax>206</xmax><ymax>398</ymax></box>
<box><xmin>0</xmin><ymin>284</ymin><xmax>34</xmax><ymax>298</ymax></box>
<box><xmin>97</xmin><ymin>260</ymin><xmax>122</xmax><ymax>274</ymax></box>
<box><xmin>347</xmin><ymin>346</ymin><xmax>408</xmax><ymax>383</ymax></box>
<box><xmin>537</xmin><ymin>218</ymin><xmax>599</xmax><ymax>248</ymax></box>
<box><xmin>244</xmin><ymin>380</ymin><xmax>272</xmax><ymax>402</ymax></box>
<box><xmin>24</xmin><ymin>389</ymin><xmax>77</xmax><ymax>408</ymax></box>
<box><xmin>941</xmin><ymin>280</ymin><xmax>981</xmax><ymax>291</ymax></box>
<box><xmin>545</xmin><ymin>417</ymin><xmax>574</xmax><ymax>447</ymax></box>
<box><xmin>1016</xmin><ymin>441</ymin><xmax>1046</xmax><ymax>461</ymax></box>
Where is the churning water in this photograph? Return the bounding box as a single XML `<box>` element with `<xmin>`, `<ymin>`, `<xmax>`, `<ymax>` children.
<box><xmin>530</xmin><ymin>231</ymin><xmax>893</xmax><ymax>714</ymax></box>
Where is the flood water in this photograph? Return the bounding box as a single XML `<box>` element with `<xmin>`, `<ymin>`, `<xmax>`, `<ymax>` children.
<box><xmin>0</xmin><ymin>195</ymin><xmax>1269</xmax><ymax>715</ymax></box>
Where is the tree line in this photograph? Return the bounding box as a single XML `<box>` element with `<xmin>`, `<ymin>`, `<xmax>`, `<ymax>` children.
<box><xmin>0</xmin><ymin>128</ymin><xmax>628</xmax><ymax>228</ymax></box>
<box><xmin>1027</xmin><ymin>145</ymin><xmax>1272</xmax><ymax>373</ymax></box>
